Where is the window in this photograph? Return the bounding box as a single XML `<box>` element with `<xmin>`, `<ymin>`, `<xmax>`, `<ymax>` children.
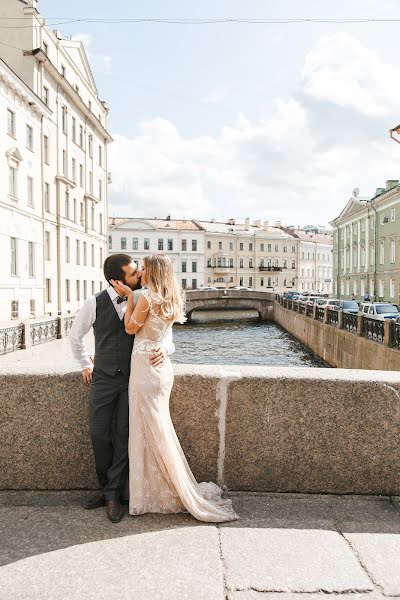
<box><xmin>121</xmin><ymin>237</ymin><xmax>127</xmax><ymax>250</ymax></box>
<box><xmin>83</xmin><ymin>242</ymin><xmax>87</xmax><ymax>265</ymax></box>
<box><xmin>26</xmin><ymin>124</ymin><xmax>33</xmax><ymax>150</ymax></box>
<box><xmin>380</xmin><ymin>213</ymin><xmax>385</xmax><ymax>225</ymax></box>
<box><xmin>230</xmin><ymin>242</ymin><xmax>233</xmax><ymax>251</ymax></box>
<box><xmin>79</xmin><ymin>164</ymin><xmax>83</xmax><ymax>187</ymax></box>
<box><xmin>249</xmin><ymin>243</ymin><xmax>253</xmax><ymax>251</ymax></box>
<box><xmin>79</xmin><ymin>125</ymin><xmax>83</xmax><ymax>148</ymax></box>
<box><xmin>76</xmin><ymin>240</ymin><xmax>80</xmax><ymax>265</ymax></box>
<box><xmin>65</xmin><ymin>279</ymin><xmax>70</xmax><ymax>302</ymax></box>
<box><xmin>240</xmin><ymin>258</ymin><xmax>244</xmax><ymax>268</ymax></box>
<box><xmin>10</xmin><ymin>237</ymin><xmax>17</xmax><ymax>275</ymax></box>
<box><xmin>292</xmin><ymin>260</ymin><xmax>295</xmax><ymax>269</ymax></box>
<box><xmin>283</xmin><ymin>245</ymin><xmax>287</xmax><ymax>253</ymax></box>
<box><xmin>83</xmin><ymin>280</ymin><xmax>87</xmax><ymax>300</ymax></box>
<box><xmin>168</xmin><ymin>239</ymin><xmax>173</xmax><ymax>251</ymax></box>
<box><xmin>7</xmin><ymin>109</ymin><xmax>15</xmax><ymax>137</ymax></box>
<box><xmin>43</xmin><ymin>86</ymin><xmax>49</xmax><ymax>107</ymax></box>
<box><xmin>240</xmin><ymin>277</ymin><xmax>243</xmax><ymax>286</ymax></box>
<box><xmin>89</xmin><ymin>171</ymin><xmax>93</xmax><ymax>194</ymax></box>
<box><xmin>181</xmin><ymin>239</ymin><xmax>187</xmax><ymax>251</ymax></box>
<box><xmin>98</xmin><ymin>145</ymin><xmax>102</xmax><ymax>166</ymax></box>
<box><xmin>182</xmin><ymin>279</ymin><xmax>187</xmax><ymax>289</ymax></box>
<box><xmin>91</xmin><ymin>204</ymin><xmax>95</xmax><ymax>229</ymax></box>
<box><xmin>45</xmin><ymin>231</ymin><xmax>50</xmax><ymax>260</ymax></box>
<box><xmin>9</xmin><ymin>166</ymin><xmax>17</xmax><ymax>198</ymax></box>
<box><xmin>379</xmin><ymin>240</ymin><xmax>384</xmax><ymax>265</ymax></box>
<box><xmin>391</xmin><ymin>239</ymin><xmax>396</xmax><ymax>263</ymax></box>
<box><xmin>391</xmin><ymin>208</ymin><xmax>396</xmax><ymax>222</ymax></box>
<box><xmin>65</xmin><ymin>235</ymin><xmax>71</xmax><ymax>263</ymax></box>
<box><xmin>207</xmin><ymin>258</ymin><xmax>212</xmax><ymax>267</ymax></box>
<box><xmin>249</xmin><ymin>259</ymin><xmax>253</xmax><ymax>268</ymax></box>
<box><xmin>144</xmin><ymin>238</ymin><xmax>150</xmax><ymax>250</ymax></box>
<box><xmin>72</xmin><ymin>158</ymin><xmax>76</xmax><ymax>183</ymax></box>
<box><xmin>158</xmin><ymin>239</ymin><xmax>164</xmax><ymax>251</ymax></box>
<box><xmin>62</xmin><ymin>106</ymin><xmax>67</xmax><ymax>134</ymax></box>
<box><xmin>390</xmin><ymin>278</ymin><xmax>395</xmax><ymax>298</ymax></box>
<box><xmin>207</xmin><ymin>241</ymin><xmax>211</xmax><ymax>249</ymax></box>
<box><xmin>88</xmin><ymin>100</ymin><xmax>92</xmax><ymax>112</ymax></box>
<box><xmin>91</xmin><ymin>244</ymin><xmax>95</xmax><ymax>266</ymax></box>
<box><xmin>192</xmin><ymin>240</ymin><xmax>197</xmax><ymax>251</ymax></box>
<box><xmin>100</xmin><ymin>247</ymin><xmax>103</xmax><ymax>268</ymax></box>
<box><xmin>275</xmin><ymin>245</ymin><xmax>279</xmax><ymax>252</ymax></box>
<box><xmin>72</xmin><ymin>117</ymin><xmax>76</xmax><ymax>142</ymax></box>
<box><xmin>239</xmin><ymin>242</ymin><xmax>243</xmax><ymax>251</ymax></box>
<box><xmin>11</xmin><ymin>300</ymin><xmax>19</xmax><ymax>320</ymax></box>
<box><xmin>132</xmin><ymin>237</ymin><xmax>138</xmax><ymax>250</ymax></box>
<box><xmin>98</xmin><ymin>179</ymin><xmax>102</xmax><ymax>201</ymax></box>
<box><xmin>99</xmin><ymin>213</ymin><xmax>103</xmax><ymax>234</ymax></box>
<box><xmin>182</xmin><ymin>261</ymin><xmax>187</xmax><ymax>273</ymax></box>
<box><xmin>192</xmin><ymin>279</ymin><xmax>197</xmax><ymax>289</ymax></box>
<box><xmin>260</xmin><ymin>259</ymin><xmax>264</xmax><ymax>267</ymax></box>
<box><xmin>192</xmin><ymin>261</ymin><xmax>197</xmax><ymax>273</ymax></box>
<box><xmin>260</xmin><ymin>243</ymin><xmax>264</xmax><ymax>251</ymax></box>
<box><xmin>80</xmin><ymin>202</ymin><xmax>84</xmax><ymax>226</ymax></box>
<box><xmin>62</xmin><ymin>150</ymin><xmax>67</xmax><ymax>175</ymax></box>
<box><xmin>44</xmin><ymin>278</ymin><xmax>51</xmax><ymax>303</ymax></box>
<box><xmin>61</xmin><ymin>64</ymin><xmax>66</xmax><ymax>77</ymax></box>
<box><xmin>219</xmin><ymin>242</ymin><xmax>223</xmax><ymax>250</ymax></box>
<box><xmin>260</xmin><ymin>277</ymin><xmax>264</xmax><ymax>286</ymax></box>
<box><xmin>65</xmin><ymin>191</ymin><xmax>70</xmax><ymax>219</ymax></box>
<box><xmin>88</xmin><ymin>134</ymin><xmax>93</xmax><ymax>158</ymax></box>
<box><xmin>268</xmin><ymin>244</ymin><xmax>271</xmax><ymax>252</ymax></box>
<box><xmin>43</xmin><ymin>41</ymin><xmax>48</xmax><ymax>55</ymax></box>
<box><xmin>27</xmin><ymin>177</ymin><xmax>34</xmax><ymax>206</ymax></box>
<box><xmin>44</xmin><ymin>182</ymin><xmax>50</xmax><ymax>212</ymax></box>
<box><xmin>43</xmin><ymin>135</ymin><xmax>49</xmax><ymax>164</ymax></box>
<box><xmin>76</xmin><ymin>280</ymin><xmax>80</xmax><ymax>302</ymax></box>
<box><xmin>283</xmin><ymin>259</ymin><xmax>287</xmax><ymax>269</ymax></box>
<box><xmin>91</xmin><ymin>281</ymin><xmax>95</xmax><ymax>295</ymax></box>
<box><xmin>292</xmin><ymin>245</ymin><xmax>296</xmax><ymax>253</ymax></box>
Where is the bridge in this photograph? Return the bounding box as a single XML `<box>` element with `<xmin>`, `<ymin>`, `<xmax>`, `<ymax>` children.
<box><xmin>184</xmin><ymin>289</ymin><xmax>275</xmax><ymax>320</ymax></box>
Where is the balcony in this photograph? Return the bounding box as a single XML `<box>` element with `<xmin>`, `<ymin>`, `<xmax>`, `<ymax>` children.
<box><xmin>213</xmin><ymin>264</ymin><xmax>234</xmax><ymax>274</ymax></box>
<box><xmin>259</xmin><ymin>265</ymin><xmax>283</xmax><ymax>272</ymax></box>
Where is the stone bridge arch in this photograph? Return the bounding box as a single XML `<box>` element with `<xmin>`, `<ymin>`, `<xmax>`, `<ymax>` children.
<box><xmin>184</xmin><ymin>290</ymin><xmax>275</xmax><ymax>321</ymax></box>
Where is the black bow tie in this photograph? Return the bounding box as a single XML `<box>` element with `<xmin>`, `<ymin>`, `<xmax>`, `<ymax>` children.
<box><xmin>116</xmin><ymin>296</ymin><xmax>127</xmax><ymax>304</ymax></box>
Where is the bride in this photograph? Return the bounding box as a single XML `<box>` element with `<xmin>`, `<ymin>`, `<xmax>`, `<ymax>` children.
<box><xmin>110</xmin><ymin>253</ymin><xmax>238</xmax><ymax>522</ymax></box>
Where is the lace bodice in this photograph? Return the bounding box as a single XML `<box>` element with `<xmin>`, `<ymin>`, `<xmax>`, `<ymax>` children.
<box><xmin>133</xmin><ymin>288</ymin><xmax>172</xmax><ymax>353</ymax></box>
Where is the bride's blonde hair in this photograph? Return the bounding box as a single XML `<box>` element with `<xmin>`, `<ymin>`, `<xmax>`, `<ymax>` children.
<box><xmin>143</xmin><ymin>253</ymin><xmax>186</xmax><ymax>324</ymax></box>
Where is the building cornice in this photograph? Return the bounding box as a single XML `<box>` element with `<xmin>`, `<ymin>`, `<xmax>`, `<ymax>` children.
<box><xmin>0</xmin><ymin>59</ymin><xmax>51</xmax><ymax>117</ymax></box>
<box><xmin>24</xmin><ymin>48</ymin><xmax>113</xmax><ymax>143</ymax></box>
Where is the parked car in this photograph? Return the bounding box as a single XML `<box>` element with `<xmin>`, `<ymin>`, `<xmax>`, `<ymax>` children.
<box><xmin>305</xmin><ymin>296</ymin><xmax>324</xmax><ymax>306</ymax></box>
<box><xmin>315</xmin><ymin>298</ymin><xmax>341</xmax><ymax>308</ymax></box>
<box><xmin>359</xmin><ymin>302</ymin><xmax>399</xmax><ymax>320</ymax></box>
<box><xmin>233</xmin><ymin>286</ymin><xmax>251</xmax><ymax>291</ymax></box>
<box><xmin>199</xmin><ymin>286</ymin><xmax>218</xmax><ymax>291</ymax></box>
<box><xmin>335</xmin><ymin>300</ymin><xmax>359</xmax><ymax>314</ymax></box>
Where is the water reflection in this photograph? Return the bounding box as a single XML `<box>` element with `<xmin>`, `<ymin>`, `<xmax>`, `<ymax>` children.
<box><xmin>171</xmin><ymin>310</ymin><xmax>329</xmax><ymax>368</ymax></box>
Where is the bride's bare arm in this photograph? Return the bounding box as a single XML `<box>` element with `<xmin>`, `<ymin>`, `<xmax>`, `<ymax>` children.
<box><xmin>124</xmin><ymin>293</ymin><xmax>150</xmax><ymax>335</ymax></box>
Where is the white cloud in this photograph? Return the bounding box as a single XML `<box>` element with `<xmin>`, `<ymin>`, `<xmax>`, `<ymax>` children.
<box><xmin>109</xmin><ymin>33</ymin><xmax>400</xmax><ymax>226</ymax></box>
<box><xmin>201</xmin><ymin>88</ymin><xmax>227</xmax><ymax>104</ymax></box>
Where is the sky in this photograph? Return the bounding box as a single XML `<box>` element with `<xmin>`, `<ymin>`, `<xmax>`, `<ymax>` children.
<box><xmin>39</xmin><ymin>0</ymin><xmax>400</xmax><ymax>227</ymax></box>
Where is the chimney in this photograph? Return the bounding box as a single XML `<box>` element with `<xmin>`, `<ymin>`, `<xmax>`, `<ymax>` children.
<box><xmin>386</xmin><ymin>180</ymin><xmax>399</xmax><ymax>190</ymax></box>
<box><xmin>245</xmin><ymin>217</ymin><xmax>250</xmax><ymax>230</ymax></box>
<box><xmin>166</xmin><ymin>214</ymin><xmax>171</xmax><ymax>221</ymax></box>
<box><xmin>376</xmin><ymin>187</ymin><xmax>386</xmax><ymax>196</ymax></box>
<box><xmin>263</xmin><ymin>220</ymin><xmax>269</xmax><ymax>230</ymax></box>
<box><xmin>256</xmin><ymin>219</ymin><xmax>262</xmax><ymax>228</ymax></box>
<box><xmin>228</xmin><ymin>218</ymin><xmax>236</xmax><ymax>225</ymax></box>
<box><xmin>274</xmin><ymin>220</ymin><xmax>282</xmax><ymax>227</ymax></box>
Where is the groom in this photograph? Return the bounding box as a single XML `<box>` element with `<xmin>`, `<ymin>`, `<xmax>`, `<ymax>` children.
<box><xmin>69</xmin><ymin>253</ymin><xmax>171</xmax><ymax>523</ymax></box>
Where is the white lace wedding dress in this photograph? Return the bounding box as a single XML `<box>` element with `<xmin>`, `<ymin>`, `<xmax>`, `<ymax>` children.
<box><xmin>128</xmin><ymin>288</ymin><xmax>238</xmax><ymax>522</ymax></box>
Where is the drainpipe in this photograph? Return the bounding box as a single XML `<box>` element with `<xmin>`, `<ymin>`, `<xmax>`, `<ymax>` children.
<box><xmin>369</xmin><ymin>200</ymin><xmax>378</xmax><ymax>302</ymax></box>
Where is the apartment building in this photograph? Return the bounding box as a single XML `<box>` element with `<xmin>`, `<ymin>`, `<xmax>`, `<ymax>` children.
<box><xmin>331</xmin><ymin>181</ymin><xmax>400</xmax><ymax>301</ymax></box>
<box><xmin>0</xmin><ymin>0</ymin><xmax>111</xmax><ymax>321</ymax></box>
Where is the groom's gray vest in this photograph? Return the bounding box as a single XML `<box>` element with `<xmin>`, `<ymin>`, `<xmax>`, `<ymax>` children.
<box><xmin>93</xmin><ymin>290</ymin><xmax>134</xmax><ymax>376</ymax></box>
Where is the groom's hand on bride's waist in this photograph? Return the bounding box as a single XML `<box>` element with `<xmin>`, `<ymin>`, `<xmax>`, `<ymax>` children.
<box><xmin>150</xmin><ymin>345</ymin><xmax>167</xmax><ymax>367</ymax></box>
<box><xmin>82</xmin><ymin>367</ymin><xmax>93</xmax><ymax>384</ymax></box>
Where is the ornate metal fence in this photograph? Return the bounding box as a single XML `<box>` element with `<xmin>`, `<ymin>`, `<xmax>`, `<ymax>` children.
<box><xmin>316</xmin><ymin>307</ymin><xmax>325</xmax><ymax>322</ymax></box>
<box><xmin>299</xmin><ymin>303</ymin><xmax>306</xmax><ymax>315</ymax></box>
<box><xmin>0</xmin><ymin>324</ymin><xmax>23</xmax><ymax>355</ymax></box>
<box><xmin>64</xmin><ymin>316</ymin><xmax>75</xmax><ymax>337</ymax></box>
<box><xmin>362</xmin><ymin>316</ymin><xmax>384</xmax><ymax>343</ymax></box>
<box><xmin>30</xmin><ymin>319</ymin><xmax>58</xmax><ymax>346</ymax></box>
<box><xmin>306</xmin><ymin>304</ymin><xmax>314</xmax><ymax>317</ymax></box>
<box><xmin>327</xmin><ymin>309</ymin><xmax>339</xmax><ymax>327</ymax></box>
<box><xmin>343</xmin><ymin>313</ymin><xmax>358</xmax><ymax>334</ymax></box>
<box><xmin>392</xmin><ymin>322</ymin><xmax>400</xmax><ymax>349</ymax></box>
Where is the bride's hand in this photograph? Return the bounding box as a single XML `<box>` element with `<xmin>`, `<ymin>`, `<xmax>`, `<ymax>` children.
<box><xmin>110</xmin><ymin>279</ymin><xmax>132</xmax><ymax>297</ymax></box>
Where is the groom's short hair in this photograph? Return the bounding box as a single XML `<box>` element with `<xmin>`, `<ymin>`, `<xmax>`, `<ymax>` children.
<box><xmin>103</xmin><ymin>254</ymin><xmax>135</xmax><ymax>283</ymax></box>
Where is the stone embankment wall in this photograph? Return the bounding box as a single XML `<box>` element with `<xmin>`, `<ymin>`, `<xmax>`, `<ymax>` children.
<box><xmin>1</xmin><ymin>364</ymin><xmax>399</xmax><ymax>495</ymax></box>
<box><xmin>273</xmin><ymin>302</ymin><xmax>400</xmax><ymax>370</ymax></box>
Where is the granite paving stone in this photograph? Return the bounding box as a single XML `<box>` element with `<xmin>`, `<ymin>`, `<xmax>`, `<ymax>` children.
<box><xmin>344</xmin><ymin>533</ymin><xmax>400</xmax><ymax>596</ymax></box>
<box><xmin>221</xmin><ymin>527</ymin><xmax>374</xmax><ymax>593</ymax></box>
<box><xmin>0</xmin><ymin>527</ymin><xmax>224</xmax><ymax>600</ymax></box>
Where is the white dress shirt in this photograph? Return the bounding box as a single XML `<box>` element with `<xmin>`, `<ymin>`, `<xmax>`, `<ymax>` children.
<box><xmin>69</xmin><ymin>287</ymin><xmax>175</xmax><ymax>370</ymax></box>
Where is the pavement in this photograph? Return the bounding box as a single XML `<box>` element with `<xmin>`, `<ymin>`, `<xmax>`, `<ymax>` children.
<box><xmin>0</xmin><ymin>492</ymin><xmax>399</xmax><ymax>600</ymax></box>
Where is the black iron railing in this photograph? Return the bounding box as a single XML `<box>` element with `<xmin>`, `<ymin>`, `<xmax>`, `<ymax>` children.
<box><xmin>391</xmin><ymin>322</ymin><xmax>400</xmax><ymax>349</ymax></box>
<box><xmin>64</xmin><ymin>316</ymin><xmax>75</xmax><ymax>337</ymax></box>
<box><xmin>0</xmin><ymin>324</ymin><xmax>23</xmax><ymax>355</ymax></box>
<box><xmin>343</xmin><ymin>313</ymin><xmax>358</xmax><ymax>334</ymax></box>
<box><xmin>316</xmin><ymin>307</ymin><xmax>325</xmax><ymax>322</ymax></box>
<box><xmin>327</xmin><ymin>309</ymin><xmax>339</xmax><ymax>327</ymax></box>
<box><xmin>362</xmin><ymin>316</ymin><xmax>384</xmax><ymax>343</ymax></box>
<box><xmin>30</xmin><ymin>319</ymin><xmax>58</xmax><ymax>346</ymax></box>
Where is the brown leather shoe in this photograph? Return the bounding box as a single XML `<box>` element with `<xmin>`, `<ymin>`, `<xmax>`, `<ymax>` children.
<box><xmin>83</xmin><ymin>493</ymin><xmax>106</xmax><ymax>510</ymax></box>
<box><xmin>106</xmin><ymin>499</ymin><xmax>123</xmax><ymax>523</ymax></box>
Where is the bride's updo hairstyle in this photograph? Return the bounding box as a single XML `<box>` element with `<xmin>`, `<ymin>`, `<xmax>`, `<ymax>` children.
<box><xmin>143</xmin><ymin>253</ymin><xmax>186</xmax><ymax>324</ymax></box>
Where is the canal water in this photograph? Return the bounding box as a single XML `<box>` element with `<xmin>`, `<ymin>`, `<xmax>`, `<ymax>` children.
<box><xmin>170</xmin><ymin>310</ymin><xmax>328</xmax><ymax>368</ymax></box>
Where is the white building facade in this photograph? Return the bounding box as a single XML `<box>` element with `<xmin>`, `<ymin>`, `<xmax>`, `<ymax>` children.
<box><xmin>108</xmin><ymin>218</ymin><xmax>206</xmax><ymax>289</ymax></box>
<box><xmin>296</xmin><ymin>232</ymin><xmax>333</xmax><ymax>294</ymax></box>
<box><xmin>0</xmin><ymin>0</ymin><xmax>111</xmax><ymax>322</ymax></box>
